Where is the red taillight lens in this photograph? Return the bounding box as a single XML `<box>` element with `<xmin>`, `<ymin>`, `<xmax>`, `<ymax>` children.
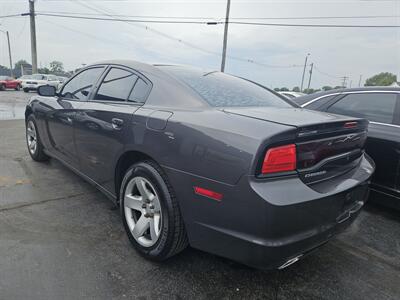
<box><xmin>262</xmin><ymin>144</ymin><xmax>297</xmax><ymax>175</ymax></box>
<box><xmin>344</xmin><ymin>121</ymin><xmax>358</xmax><ymax>129</ymax></box>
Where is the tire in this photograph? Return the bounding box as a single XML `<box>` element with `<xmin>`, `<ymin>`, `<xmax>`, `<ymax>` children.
<box><xmin>120</xmin><ymin>161</ymin><xmax>188</xmax><ymax>261</ymax></box>
<box><xmin>23</xmin><ymin>88</ymin><xmax>29</xmax><ymax>93</ymax></box>
<box><xmin>26</xmin><ymin>115</ymin><xmax>50</xmax><ymax>162</ymax></box>
<box><xmin>0</xmin><ymin>84</ymin><xmax>5</xmax><ymax>91</ymax></box>
<box><xmin>15</xmin><ymin>84</ymin><xmax>21</xmax><ymax>91</ymax></box>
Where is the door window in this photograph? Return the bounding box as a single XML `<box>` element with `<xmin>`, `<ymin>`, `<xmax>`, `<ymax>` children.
<box><xmin>95</xmin><ymin>68</ymin><xmax>138</xmax><ymax>102</ymax></box>
<box><xmin>61</xmin><ymin>67</ymin><xmax>104</xmax><ymax>100</ymax></box>
<box><xmin>128</xmin><ymin>78</ymin><xmax>150</xmax><ymax>103</ymax></box>
<box><xmin>327</xmin><ymin>93</ymin><xmax>397</xmax><ymax>124</ymax></box>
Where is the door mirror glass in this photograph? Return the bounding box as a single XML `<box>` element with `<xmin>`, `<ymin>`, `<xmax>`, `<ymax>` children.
<box><xmin>38</xmin><ymin>85</ymin><xmax>57</xmax><ymax>97</ymax></box>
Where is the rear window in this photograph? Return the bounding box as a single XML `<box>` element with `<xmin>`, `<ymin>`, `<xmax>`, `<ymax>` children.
<box><xmin>160</xmin><ymin>66</ymin><xmax>293</xmax><ymax>108</ymax></box>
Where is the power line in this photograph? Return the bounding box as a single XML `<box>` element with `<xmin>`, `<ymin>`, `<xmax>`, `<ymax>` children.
<box><xmin>229</xmin><ymin>21</ymin><xmax>400</xmax><ymax>28</ymax></box>
<box><xmin>68</xmin><ymin>1</ymin><xmax>303</xmax><ymax>69</ymax></box>
<box><xmin>34</xmin><ymin>13</ymin><xmax>400</xmax><ymax>28</ymax></box>
<box><xmin>313</xmin><ymin>65</ymin><xmax>342</xmax><ymax>78</ymax></box>
<box><xmin>0</xmin><ymin>14</ymin><xmax>23</xmax><ymax>19</ymax></box>
<box><xmin>35</xmin><ymin>11</ymin><xmax>400</xmax><ymax>20</ymax></box>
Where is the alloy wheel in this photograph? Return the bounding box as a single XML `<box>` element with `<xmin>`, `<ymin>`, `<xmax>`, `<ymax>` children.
<box><xmin>26</xmin><ymin>120</ymin><xmax>37</xmax><ymax>155</ymax></box>
<box><xmin>124</xmin><ymin>176</ymin><xmax>162</xmax><ymax>247</ymax></box>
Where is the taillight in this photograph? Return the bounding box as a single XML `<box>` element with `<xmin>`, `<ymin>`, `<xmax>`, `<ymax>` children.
<box><xmin>262</xmin><ymin>144</ymin><xmax>297</xmax><ymax>175</ymax></box>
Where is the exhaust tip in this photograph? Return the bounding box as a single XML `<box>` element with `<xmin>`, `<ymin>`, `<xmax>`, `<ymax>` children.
<box><xmin>278</xmin><ymin>255</ymin><xmax>302</xmax><ymax>270</ymax></box>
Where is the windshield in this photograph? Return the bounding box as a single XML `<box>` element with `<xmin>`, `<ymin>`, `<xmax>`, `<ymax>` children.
<box><xmin>20</xmin><ymin>75</ymin><xmax>32</xmax><ymax>79</ymax></box>
<box><xmin>159</xmin><ymin>66</ymin><xmax>293</xmax><ymax>108</ymax></box>
<box><xmin>32</xmin><ymin>74</ymin><xmax>45</xmax><ymax>80</ymax></box>
<box><xmin>0</xmin><ymin>76</ymin><xmax>8</xmax><ymax>80</ymax></box>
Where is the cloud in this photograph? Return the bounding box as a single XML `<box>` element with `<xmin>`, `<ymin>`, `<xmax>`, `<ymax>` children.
<box><xmin>0</xmin><ymin>0</ymin><xmax>398</xmax><ymax>88</ymax></box>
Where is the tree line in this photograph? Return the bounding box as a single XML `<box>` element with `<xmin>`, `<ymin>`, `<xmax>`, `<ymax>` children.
<box><xmin>0</xmin><ymin>59</ymin><xmax>71</xmax><ymax>78</ymax></box>
<box><xmin>275</xmin><ymin>72</ymin><xmax>398</xmax><ymax>94</ymax></box>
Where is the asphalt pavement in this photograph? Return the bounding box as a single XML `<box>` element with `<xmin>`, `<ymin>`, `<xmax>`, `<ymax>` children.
<box><xmin>0</xmin><ymin>91</ymin><xmax>399</xmax><ymax>299</ymax></box>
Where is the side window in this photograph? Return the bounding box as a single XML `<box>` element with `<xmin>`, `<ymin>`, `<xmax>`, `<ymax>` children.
<box><xmin>327</xmin><ymin>93</ymin><xmax>397</xmax><ymax>124</ymax></box>
<box><xmin>61</xmin><ymin>67</ymin><xmax>104</xmax><ymax>100</ymax></box>
<box><xmin>95</xmin><ymin>68</ymin><xmax>138</xmax><ymax>102</ymax></box>
<box><xmin>128</xmin><ymin>78</ymin><xmax>150</xmax><ymax>103</ymax></box>
<box><xmin>306</xmin><ymin>95</ymin><xmax>338</xmax><ymax>110</ymax></box>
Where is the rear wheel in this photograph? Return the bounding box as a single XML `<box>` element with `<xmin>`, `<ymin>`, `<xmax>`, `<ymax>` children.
<box><xmin>120</xmin><ymin>161</ymin><xmax>188</xmax><ymax>261</ymax></box>
<box><xmin>26</xmin><ymin>115</ymin><xmax>50</xmax><ymax>162</ymax></box>
<box><xmin>15</xmin><ymin>84</ymin><xmax>21</xmax><ymax>91</ymax></box>
<box><xmin>0</xmin><ymin>84</ymin><xmax>5</xmax><ymax>91</ymax></box>
<box><xmin>23</xmin><ymin>88</ymin><xmax>29</xmax><ymax>93</ymax></box>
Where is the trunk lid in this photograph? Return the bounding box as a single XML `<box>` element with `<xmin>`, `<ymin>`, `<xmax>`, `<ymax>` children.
<box><xmin>224</xmin><ymin>107</ymin><xmax>368</xmax><ymax>184</ymax></box>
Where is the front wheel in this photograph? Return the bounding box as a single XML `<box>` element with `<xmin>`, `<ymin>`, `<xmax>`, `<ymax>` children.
<box><xmin>0</xmin><ymin>84</ymin><xmax>5</xmax><ymax>91</ymax></box>
<box><xmin>120</xmin><ymin>161</ymin><xmax>188</xmax><ymax>261</ymax></box>
<box><xmin>26</xmin><ymin>115</ymin><xmax>50</xmax><ymax>162</ymax></box>
<box><xmin>15</xmin><ymin>84</ymin><xmax>21</xmax><ymax>91</ymax></box>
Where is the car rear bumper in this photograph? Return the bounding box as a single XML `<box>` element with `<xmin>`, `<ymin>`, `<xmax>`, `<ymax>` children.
<box><xmin>165</xmin><ymin>153</ymin><xmax>374</xmax><ymax>270</ymax></box>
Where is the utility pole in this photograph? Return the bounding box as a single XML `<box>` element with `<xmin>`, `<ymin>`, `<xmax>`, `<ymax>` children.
<box><xmin>341</xmin><ymin>76</ymin><xmax>348</xmax><ymax>88</ymax></box>
<box><xmin>0</xmin><ymin>28</ymin><xmax>13</xmax><ymax>77</ymax></box>
<box><xmin>358</xmin><ymin>75</ymin><xmax>363</xmax><ymax>87</ymax></box>
<box><xmin>6</xmin><ymin>31</ymin><xmax>13</xmax><ymax>77</ymax></box>
<box><xmin>307</xmin><ymin>63</ymin><xmax>314</xmax><ymax>90</ymax></box>
<box><xmin>300</xmin><ymin>53</ymin><xmax>310</xmax><ymax>92</ymax></box>
<box><xmin>220</xmin><ymin>0</ymin><xmax>230</xmax><ymax>72</ymax></box>
<box><xmin>29</xmin><ymin>0</ymin><xmax>38</xmax><ymax>74</ymax></box>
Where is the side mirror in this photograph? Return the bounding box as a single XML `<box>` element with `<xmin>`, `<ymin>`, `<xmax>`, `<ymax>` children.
<box><xmin>37</xmin><ymin>85</ymin><xmax>57</xmax><ymax>97</ymax></box>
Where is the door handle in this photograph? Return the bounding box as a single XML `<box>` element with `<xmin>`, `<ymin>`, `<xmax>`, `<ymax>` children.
<box><xmin>111</xmin><ymin>118</ymin><xmax>124</xmax><ymax>130</ymax></box>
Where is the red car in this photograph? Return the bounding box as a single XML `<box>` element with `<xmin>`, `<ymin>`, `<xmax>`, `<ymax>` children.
<box><xmin>0</xmin><ymin>76</ymin><xmax>22</xmax><ymax>91</ymax></box>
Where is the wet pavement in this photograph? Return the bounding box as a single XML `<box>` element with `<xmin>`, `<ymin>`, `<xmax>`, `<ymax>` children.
<box><xmin>0</xmin><ymin>90</ymin><xmax>31</xmax><ymax>120</ymax></box>
<box><xmin>0</xmin><ymin>93</ymin><xmax>399</xmax><ymax>299</ymax></box>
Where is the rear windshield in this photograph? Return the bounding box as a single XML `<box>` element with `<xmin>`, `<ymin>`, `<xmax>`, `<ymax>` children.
<box><xmin>160</xmin><ymin>66</ymin><xmax>293</xmax><ymax>108</ymax></box>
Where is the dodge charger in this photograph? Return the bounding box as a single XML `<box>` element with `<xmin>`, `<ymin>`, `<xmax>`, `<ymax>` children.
<box><xmin>25</xmin><ymin>60</ymin><xmax>374</xmax><ymax>270</ymax></box>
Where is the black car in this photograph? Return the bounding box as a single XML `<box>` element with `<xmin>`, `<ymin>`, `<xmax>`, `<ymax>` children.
<box><xmin>25</xmin><ymin>61</ymin><xmax>374</xmax><ymax>270</ymax></box>
<box><xmin>297</xmin><ymin>87</ymin><xmax>400</xmax><ymax>209</ymax></box>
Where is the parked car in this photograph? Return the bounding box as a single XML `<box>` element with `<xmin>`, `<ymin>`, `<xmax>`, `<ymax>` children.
<box><xmin>25</xmin><ymin>61</ymin><xmax>374</xmax><ymax>270</ymax></box>
<box><xmin>0</xmin><ymin>76</ymin><xmax>21</xmax><ymax>91</ymax></box>
<box><xmin>22</xmin><ymin>74</ymin><xmax>60</xmax><ymax>93</ymax></box>
<box><xmin>56</xmin><ymin>76</ymin><xmax>69</xmax><ymax>88</ymax></box>
<box><xmin>18</xmin><ymin>75</ymin><xmax>33</xmax><ymax>87</ymax></box>
<box><xmin>278</xmin><ymin>91</ymin><xmax>306</xmax><ymax>99</ymax></box>
<box><xmin>296</xmin><ymin>87</ymin><xmax>400</xmax><ymax>209</ymax></box>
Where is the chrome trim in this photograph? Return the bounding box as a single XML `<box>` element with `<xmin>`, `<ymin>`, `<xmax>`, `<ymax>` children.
<box><xmin>301</xmin><ymin>90</ymin><xmax>400</xmax><ymax>108</ymax></box>
<box><xmin>278</xmin><ymin>255</ymin><xmax>302</xmax><ymax>269</ymax></box>
<box><xmin>370</xmin><ymin>121</ymin><xmax>400</xmax><ymax>129</ymax></box>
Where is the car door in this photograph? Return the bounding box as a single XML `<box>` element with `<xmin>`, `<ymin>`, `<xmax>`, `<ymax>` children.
<box><xmin>74</xmin><ymin>66</ymin><xmax>152</xmax><ymax>193</ymax></box>
<box><xmin>42</xmin><ymin>66</ymin><xmax>106</xmax><ymax>168</ymax></box>
<box><xmin>5</xmin><ymin>77</ymin><xmax>15</xmax><ymax>89</ymax></box>
<box><xmin>326</xmin><ymin>92</ymin><xmax>400</xmax><ymax>199</ymax></box>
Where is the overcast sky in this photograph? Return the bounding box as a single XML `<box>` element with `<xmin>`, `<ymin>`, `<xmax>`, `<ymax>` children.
<box><xmin>0</xmin><ymin>0</ymin><xmax>399</xmax><ymax>88</ymax></box>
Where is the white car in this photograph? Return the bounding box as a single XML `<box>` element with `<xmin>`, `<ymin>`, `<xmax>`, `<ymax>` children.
<box><xmin>22</xmin><ymin>74</ymin><xmax>60</xmax><ymax>93</ymax></box>
<box><xmin>278</xmin><ymin>91</ymin><xmax>306</xmax><ymax>99</ymax></box>
<box><xmin>18</xmin><ymin>75</ymin><xmax>33</xmax><ymax>87</ymax></box>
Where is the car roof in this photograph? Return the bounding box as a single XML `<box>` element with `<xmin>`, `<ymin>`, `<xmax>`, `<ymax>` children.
<box><xmin>295</xmin><ymin>86</ymin><xmax>400</xmax><ymax>106</ymax></box>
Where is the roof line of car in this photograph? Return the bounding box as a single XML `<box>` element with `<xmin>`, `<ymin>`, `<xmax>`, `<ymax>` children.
<box><xmin>301</xmin><ymin>90</ymin><xmax>400</xmax><ymax>108</ymax></box>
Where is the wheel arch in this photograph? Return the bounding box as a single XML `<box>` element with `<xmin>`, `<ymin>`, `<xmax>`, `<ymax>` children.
<box><xmin>25</xmin><ymin>106</ymin><xmax>33</xmax><ymax>121</ymax></box>
<box><xmin>114</xmin><ymin>150</ymin><xmax>160</xmax><ymax>204</ymax></box>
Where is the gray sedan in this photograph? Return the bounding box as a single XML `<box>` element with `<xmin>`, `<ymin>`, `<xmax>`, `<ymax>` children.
<box><xmin>24</xmin><ymin>60</ymin><xmax>374</xmax><ymax>270</ymax></box>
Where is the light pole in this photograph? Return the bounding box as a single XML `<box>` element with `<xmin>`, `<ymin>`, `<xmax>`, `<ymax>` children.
<box><xmin>220</xmin><ymin>0</ymin><xmax>231</xmax><ymax>72</ymax></box>
<box><xmin>300</xmin><ymin>53</ymin><xmax>310</xmax><ymax>92</ymax></box>
<box><xmin>0</xmin><ymin>29</ymin><xmax>13</xmax><ymax>77</ymax></box>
